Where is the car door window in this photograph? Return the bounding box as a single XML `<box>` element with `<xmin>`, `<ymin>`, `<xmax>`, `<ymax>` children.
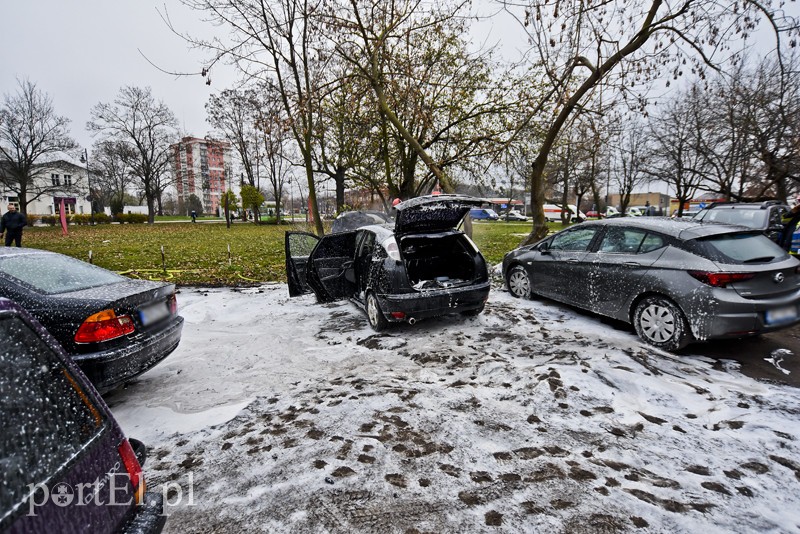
<box><xmin>599</xmin><ymin>228</ymin><xmax>665</xmax><ymax>254</ymax></box>
<box><xmin>599</xmin><ymin>228</ymin><xmax>645</xmax><ymax>253</ymax></box>
<box><xmin>0</xmin><ymin>316</ymin><xmax>106</xmax><ymax>522</ymax></box>
<box><xmin>639</xmin><ymin>233</ymin><xmax>666</xmax><ymax>253</ymax></box>
<box><xmin>550</xmin><ymin>227</ymin><xmax>598</xmax><ymax>251</ymax></box>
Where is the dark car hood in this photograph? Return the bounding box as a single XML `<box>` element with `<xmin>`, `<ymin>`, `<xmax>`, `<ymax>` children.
<box><xmin>394</xmin><ymin>195</ymin><xmax>485</xmax><ymax>234</ymax></box>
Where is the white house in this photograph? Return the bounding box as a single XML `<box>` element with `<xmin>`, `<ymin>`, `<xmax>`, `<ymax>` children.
<box><xmin>1</xmin><ymin>159</ymin><xmax>91</xmax><ymax>216</ymax></box>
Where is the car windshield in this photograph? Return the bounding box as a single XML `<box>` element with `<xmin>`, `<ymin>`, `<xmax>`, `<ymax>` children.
<box><xmin>698</xmin><ymin>208</ymin><xmax>768</xmax><ymax>229</ymax></box>
<box><xmin>688</xmin><ymin>232</ymin><xmax>787</xmax><ymax>264</ymax></box>
<box><xmin>0</xmin><ymin>315</ymin><xmax>106</xmax><ymax>522</ymax></box>
<box><xmin>0</xmin><ymin>253</ymin><xmax>125</xmax><ymax>295</ymax></box>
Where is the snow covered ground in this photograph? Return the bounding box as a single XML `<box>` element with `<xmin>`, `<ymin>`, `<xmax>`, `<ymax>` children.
<box><xmin>106</xmin><ymin>284</ymin><xmax>800</xmax><ymax>533</ymax></box>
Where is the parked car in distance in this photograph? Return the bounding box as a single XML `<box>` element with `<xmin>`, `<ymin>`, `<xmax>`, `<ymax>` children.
<box><xmin>543</xmin><ymin>204</ymin><xmax>586</xmax><ymax>222</ymax></box>
<box><xmin>469</xmin><ymin>208</ymin><xmax>500</xmax><ymax>220</ymax></box>
<box><xmin>331</xmin><ymin>210</ymin><xmax>392</xmax><ymax>233</ymax></box>
<box><xmin>502</xmin><ymin>210</ymin><xmax>528</xmax><ymax>221</ymax></box>
<box><xmin>693</xmin><ymin>201</ymin><xmax>789</xmax><ymax>244</ymax></box>
<box><xmin>503</xmin><ymin>217</ymin><xmax>800</xmax><ymax>351</ymax></box>
<box><xmin>585</xmin><ymin>210</ymin><xmax>603</xmax><ymax>219</ymax></box>
<box><xmin>286</xmin><ymin>195</ymin><xmax>491</xmax><ymax>330</ymax></box>
<box><xmin>0</xmin><ymin>248</ymin><xmax>184</xmax><ymax>392</ymax></box>
<box><xmin>0</xmin><ymin>298</ymin><xmax>166</xmax><ymax>533</ymax></box>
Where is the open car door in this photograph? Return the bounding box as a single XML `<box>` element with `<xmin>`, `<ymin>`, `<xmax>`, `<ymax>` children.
<box><xmin>285</xmin><ymin>232</ymin><xmax>320</xmax><ymax>297</ymax></box>
<box><xmin>305</xmin><ymin>232</ymin><xmax>358</xmax><ymax>303</ymax></box>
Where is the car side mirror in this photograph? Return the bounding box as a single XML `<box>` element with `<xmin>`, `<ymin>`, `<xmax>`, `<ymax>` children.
<box><xmin>538</xmin><ymin>242</ymin><xmax>551</xmax><ymax>255</ymax></box>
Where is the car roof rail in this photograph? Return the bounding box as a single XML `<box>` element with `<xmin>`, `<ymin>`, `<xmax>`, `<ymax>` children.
<box><xmin>760</xmin><ymin>200</ymin><xmax>784</xmax><ymax>208</ymax></box>
<box><xmin>702</xmin><ymin>202</ymin><xmax>733</xmax><ymax>209</ymax></box>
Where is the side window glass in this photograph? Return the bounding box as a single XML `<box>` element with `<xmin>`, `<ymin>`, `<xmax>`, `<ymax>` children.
<box><xmin>599</xmin><ymin>228</ymin><xmax>648</xmax><ymax>253</ymax></box>
<box><xmin>358</xmin><ymin>232</ymin><xmax>375</xmax><ymax>259</ymax></box>
<box><xmin>639</xmin><ymin>233</ymin><xmax>666</xmax><ymax>253</ymax></box>
<box><xmin>550</xmin><ymin>228</ymin><xmax>597</xmax><ymax>252</ymax></box>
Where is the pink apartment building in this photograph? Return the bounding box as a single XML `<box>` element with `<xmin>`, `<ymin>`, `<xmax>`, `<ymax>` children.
<box><xmin>171</xmin><ymin>137</ymin><xmax>233</xmax><ymax>214</ymax></box>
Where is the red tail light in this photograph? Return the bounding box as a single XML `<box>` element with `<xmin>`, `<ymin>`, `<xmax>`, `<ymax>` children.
<box><xmin>168</xmin><ymin>293</ymin><xmax>178</xmax><ymax>315</ymax></box>
<box><xmin>688</xmin><ymin>271</ymin><xmax>756</xmax><ymax>288</ymax></box>
<box><xmin>74</xmin><ymin>309</ymin><xmax>135</xmax><ymax>343</ymax></box>
<box><xmin>118</xmin><ymin>439</ymin><xmax>145</xmax><ymax>504</ymax></box>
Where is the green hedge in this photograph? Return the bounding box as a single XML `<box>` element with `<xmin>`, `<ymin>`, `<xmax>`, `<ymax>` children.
<box><xmin>114</xmin><ymin>213</ymin><xmax>148</xmax><ymax>224</ymax></box>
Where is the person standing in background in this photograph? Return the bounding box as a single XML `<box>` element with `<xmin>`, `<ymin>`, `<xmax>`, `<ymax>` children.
<box><xmin>0</xmin><ymin>203</ymin><xmax>27</xmax><ymax>247</ymax></box>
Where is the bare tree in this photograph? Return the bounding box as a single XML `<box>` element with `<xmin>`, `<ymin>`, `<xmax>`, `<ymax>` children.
<box><xmin>501</xmin><ymin>0</ymin><xmax>799</xmax><ymax>244</ymax></box>
<box><xmin>0</xmin><ymin>79</ymin><xmax>78</xmax><ymax>214</ymax></box>
<box><xmin>179</xmin><ymin>0</ymin><xmax>329</xmax><ymax>235</ymax></box>
<box><xmin>87</xmin><ymin>86</ymin><xmax>178</xmax><ymax>223</ymax></box>
<box><xmin>612</xmin><ymin>122</ymin><xmax>650</xmax><ymax>215</ymax></box>
<box><xmin>646</xmin><ymin>87</ymin><xmax>707</xmax><ymax>216</ymax></box>
<box><xmin>91</xmin><ymin>139</ymin><xmax>137</xmax><ymax>212</ymax></box>
<box><xmin>206</xmin><ymin>89</ymin><xmax>262</xmax><ymax>188</ymax></box>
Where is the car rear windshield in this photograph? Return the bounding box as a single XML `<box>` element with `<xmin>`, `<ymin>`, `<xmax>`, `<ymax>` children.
<box><xmin>686</xmin><ymin>232</ymin><xmax>788</xmax><ymax>264</ymax></box>
<box><xmin>0</xmin><ymin>315</ymin><xmax>106</xmax><ymax>523</ymax></box>
<box><xmin>697</xmin><ymin>208</ymin><xmax>768</xmax><ymax>229</ymax></box>
<box><xmin>0</xmin><ymin>253</ymin><xmax>125</xmax><ymax>294</ymax></box>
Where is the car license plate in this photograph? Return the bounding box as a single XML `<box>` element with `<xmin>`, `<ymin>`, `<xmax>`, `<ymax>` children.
<box><xmin>765</xmin><ymin>306</ymin><xmax>798</xmax><ymax>325</ymax></box>
<box><xmin>139</xmin><ymin>302</ymin><xmax>169</xmax><ymax>326</ymax></box>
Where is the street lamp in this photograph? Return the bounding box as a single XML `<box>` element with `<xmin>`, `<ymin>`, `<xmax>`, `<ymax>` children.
<box><xmin>79</xmin><ymin>148</ymin><xmax>94</xmax><ymax>224</ymax></box>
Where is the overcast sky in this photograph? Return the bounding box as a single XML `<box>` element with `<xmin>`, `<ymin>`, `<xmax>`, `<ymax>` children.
<box><xmin>1</xmin><ymin>1</ymin><xmax>239</xmax><ymax>153</ymax></box>
<box><xmin>0</xmin><ymin>0</ymin><xmax>525</xmax><ymax>162</ymax></box>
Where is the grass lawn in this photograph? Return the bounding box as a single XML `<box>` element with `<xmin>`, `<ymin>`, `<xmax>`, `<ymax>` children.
<box><xmin>23</xmin><ymin>219</ymin><xmax>571</xmax><ymax>287</ymax></box>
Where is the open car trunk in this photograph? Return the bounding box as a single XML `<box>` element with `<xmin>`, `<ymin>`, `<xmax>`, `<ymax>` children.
<box><xmin>400</xmin><ymin>233</ymin><xmax>485</xmax><ymax>290</ymax></box>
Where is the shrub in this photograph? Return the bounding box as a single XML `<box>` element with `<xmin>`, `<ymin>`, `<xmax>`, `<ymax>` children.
<box><xmin>93</xmin><ymin>212</ymin><xmax>111</xmax><ymax>224</ymax></box>
<box><xmin>40</xmin><ymin>215</ymin><xmax>58</xmax><ymax>226</ymax></box>
<box><xmin>26</xmin><ymin>214</ymin><xmax>40</xmax><ymax>226</ymax></box>
<box><xmin>115</xmin><ymin>213</ymin><xmax>148</xmax><ymax>224</ymax></box>
<box><xmin>70</xmin><ymin>214</ymin><xmax>91</xmax><ymax>225</ymax></box>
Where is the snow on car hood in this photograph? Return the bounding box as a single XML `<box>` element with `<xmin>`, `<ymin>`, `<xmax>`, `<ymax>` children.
<box><xmin>394</xmin><ymin>194</ymin><xmax>485</xmax><ymax>234</ymax></box>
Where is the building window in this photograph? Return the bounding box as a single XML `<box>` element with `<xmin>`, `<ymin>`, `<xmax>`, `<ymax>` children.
<box><xmin>63</xmin><ymin>175</ymin><xmax>72</xmax><ymax>186</ymax></box>
<box><xmin>51</xmin><ymin>174</ymin><xmax>60</xmax><ymax>186</ymax></box>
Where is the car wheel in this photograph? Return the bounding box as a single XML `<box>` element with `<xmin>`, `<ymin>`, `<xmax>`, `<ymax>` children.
<box><xmin>507</xmin><ymin>265</ymin><xmax>531</xmax><ymax>299</ymax></box>
<box><xmin>633</xmin><ymin>296</ymin><xmax>691</xmax><ymax>351</ymax></box>
<box><xmin>366</xmin><ymin>292</ymin><xmax>388</xmax><ymax>331</ymax></box>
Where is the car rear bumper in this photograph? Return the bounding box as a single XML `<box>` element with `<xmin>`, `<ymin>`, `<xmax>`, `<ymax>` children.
<box><xmin>72</xmin><ymin>316</ymin><xmax>184</xmax><ymax>392</ymax></box>
<box><xmin>379</xmin><ymin>282</ymin><xmax>490</xmax><ymax>321</ymax></box>
<box><xmin>683</xmin><ymin>290</ymin><xmax>800</xmax><ymax>340</ymax></box>
<box><xmin>122</xmin><ymin>492</ymin><xmax>167</xmax><ymax>534</ymax></box>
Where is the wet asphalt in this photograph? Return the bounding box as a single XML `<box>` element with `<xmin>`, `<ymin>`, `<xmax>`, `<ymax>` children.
<box><xmin>689</xmin><ymin>323</ymin><xmax>800</xmax><ymax>388</ymax></box>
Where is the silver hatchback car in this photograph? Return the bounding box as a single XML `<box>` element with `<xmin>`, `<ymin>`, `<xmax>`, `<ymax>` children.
<box><xmin>503</xmin><ymin>218</ymin><xmax>800</xmax><ymax>351</ymax></box>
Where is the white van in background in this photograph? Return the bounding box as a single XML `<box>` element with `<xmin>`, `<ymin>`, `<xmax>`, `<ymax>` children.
<box><xmin>543</xmin><ymin>204</ymin><xmax>586</xmax><ymax>222</ymax></box>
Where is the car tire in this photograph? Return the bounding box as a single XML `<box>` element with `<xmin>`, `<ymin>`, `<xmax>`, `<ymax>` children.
<box><xmin>506</xmin><ymin>265</ymin><xmax>532</xmax><ymax>299</ymax></box>
<box><xmin>633</xmin><ymin>296</ymin><xmax>691</xmax><ymax>351</ymax></box>
<box><xmin>366</xmin><ymin>292</ymin><xmax>388</xmax><ymax>331</ymax></box>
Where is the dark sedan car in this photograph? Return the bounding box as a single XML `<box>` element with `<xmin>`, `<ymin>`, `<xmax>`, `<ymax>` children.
<box><xmin>693</xmin><ymin>201</ymin><xmax>789</xmax><ymax>244</ymax></box>
<box><xmin>0</xmin><ymin>298</ymin><xmax>165</xmax><ymax>533</ymax></box>
<box><xmin>503</xmin><ymin>217</ymin><xmax>800</xmax><ymax>351</ymax></box>
<box><xmin>286</xmin><ymin>195</ymin><xmax>491</xmax><ymax>330</ymax></box>
<box><xmin>0</xmin><ymin>248</ymin><xmax>183</xmax><ymax>392</ymax></box>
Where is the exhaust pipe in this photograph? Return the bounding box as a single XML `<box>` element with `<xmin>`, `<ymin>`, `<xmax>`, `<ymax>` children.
<box><xmin>407</xmin><ymin>317</ymin><xmax>416</xmax><ymax>325</ymax></box>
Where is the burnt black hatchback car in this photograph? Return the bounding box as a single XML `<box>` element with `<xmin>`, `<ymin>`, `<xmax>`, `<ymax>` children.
<box><xmin>286</xmin><ymin>195</ymin><xmax>490</xmax><ymax>330</ymax></box>
<box><xmin>0</xmin><ymin>248</ymin><xmax>184</xmax><ymax>392</ymax></box>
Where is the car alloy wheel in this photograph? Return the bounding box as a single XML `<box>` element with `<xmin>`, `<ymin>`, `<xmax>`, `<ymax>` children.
<box><xmin>633</xmin><ymin>296</ymin><xmax>690</xmax><ymax>351</ymax></box>
<box><xmin>507</xmin><ymin>265</ymin><xmax>531</xmax><ymax>299</ymax></box>
<box><xmin>366</xmin><ymin>292</ymin><xmax>388</xmax><ymax>331</ymax></box>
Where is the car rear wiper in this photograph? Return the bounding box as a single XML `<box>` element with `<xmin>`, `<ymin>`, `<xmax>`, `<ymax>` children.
<box><xmin>742</xmin><ymin>256</ymin><xmax>775</xmax><ymax>263</ymax></box>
